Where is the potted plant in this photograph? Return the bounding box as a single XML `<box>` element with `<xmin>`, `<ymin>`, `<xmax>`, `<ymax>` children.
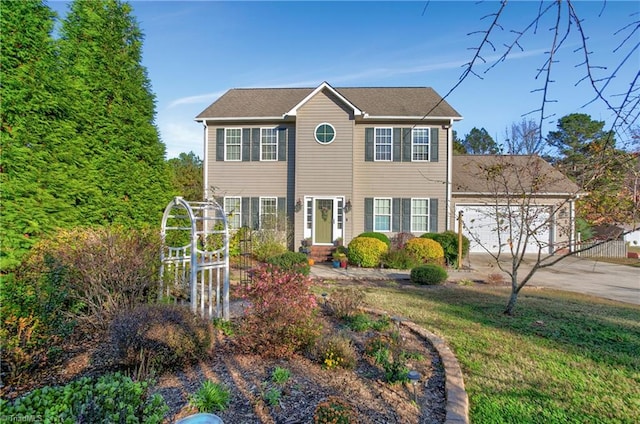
<box><xmin>331</xmin><ymin>251</ymin><xmax>344</xmax><ymax>268</ymax></box>
<box><xmin>332</xmin><ymin>251</ymin><xmax>347</xmax><ymax>268</ymax></box>
<box><xmin>299</xmin><ymin>238</ymin><xmax>312</xmax><ymax>255</ymax></box>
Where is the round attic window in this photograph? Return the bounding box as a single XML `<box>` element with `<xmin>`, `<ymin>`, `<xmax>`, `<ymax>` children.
<box><xmin>314</xmin><ymin>123</ymin><xmax>336</xmax><ymax>144</ymax></box>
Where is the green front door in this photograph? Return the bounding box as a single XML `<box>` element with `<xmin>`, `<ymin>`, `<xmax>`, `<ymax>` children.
<box><xmin>315</xmin><ymin>199</ymin><xmax>333</xmax><ymax>243</ymax></box>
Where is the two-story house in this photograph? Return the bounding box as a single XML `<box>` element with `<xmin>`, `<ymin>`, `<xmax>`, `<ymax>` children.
<box><xmin>195</xmin><ymin>81</ymin><xmax>462</xmax><ymax>250</ymax></box>
<box><xmin>195</xmin><ymin>81</ymin><xmax>578</xmax><ymax>255</ymax></box>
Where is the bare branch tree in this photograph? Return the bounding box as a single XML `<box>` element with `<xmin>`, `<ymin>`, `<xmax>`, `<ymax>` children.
<box><xmin>503</xmin><ymin>119</ymin><xmax>545</xmax><ymax>155</ymax></box>
<box><xmin>423</xmin><ymin>1</ymin><xmax>639</xmax><ymax>147</ymax></box>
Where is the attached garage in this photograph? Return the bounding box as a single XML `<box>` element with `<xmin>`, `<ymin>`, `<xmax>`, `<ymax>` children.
<box><xmin>455</xmin><ymin>204</ymin><xmax>552</xmax><ymax>253</ymax></box>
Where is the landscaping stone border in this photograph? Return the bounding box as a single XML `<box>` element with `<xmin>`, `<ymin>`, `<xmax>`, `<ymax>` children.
<box><xmin>365</xmin><ymin>308</ymin><xmax>469</xmax><ymax>424</ymax></box>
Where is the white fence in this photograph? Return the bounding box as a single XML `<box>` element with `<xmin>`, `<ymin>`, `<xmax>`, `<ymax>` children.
<box><xmin>576</xmin><ymin>240</ymin><xmax>628</xmax><ymax>258</ymax></box>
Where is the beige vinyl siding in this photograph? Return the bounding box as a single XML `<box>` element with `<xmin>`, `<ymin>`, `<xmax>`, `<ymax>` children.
<box><xmin>294</xmin><ymin>89</ymin><xmax>355</xmax><ymax>244</ymax></box>
<box><xmin>206</xmin><ymin>124</ymin><xmax>291</xmax><ymax>198</ymax></box>
<box><xmin>352</xmin><ymin>123</ymin><xmax>448</xmax><ymax>237</ymax></box>
<box><xmin>295</xmin><ymin>90</ymin><xmax>354</xmax><ymax>193</ymax></box>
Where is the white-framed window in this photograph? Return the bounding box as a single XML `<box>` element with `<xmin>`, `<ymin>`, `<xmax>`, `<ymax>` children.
<box><xmin>411</xmin><ymin>198</ymin><xmax>430</xmax><ymax>232</ymax></box>
<box><xmin>224</xmin><ymin>128</ymin><xmax>241</xmax><ymax>161</ymax></box>
<box><xmin>314</xmin><ymin>123</ymin><xmax>336</xmax><ymax>144</ymax></box>
<box><xmin>260</xmin><ymin>197</ymin><xmax>277</xmax><ymax>230</ymax></box>
<box><xmin>374</xmin><ymin>198</ymin><xmax>392</xmax><ymax>232</ymax></box>
<box><xmin>375</xmin><ymin>127</ymin><xmax>392</xmax><ymax>161</ymax></box>
<box><xmin>223</xmin><ymin>197</ymin><xmax>241</xmax><ymax>229</ymax></box>
<box><xmin>412</xmin><ymin>128</ymin><xmax>430</xmax><ymax>161</ymax></box>
<box><xmin>261</xmin><ymin>128</ymin><xmax>278</xmax><ymax>161</ymax></box>
<box><xmin>306</xmin><ymin>198</ymin><xmax>312</xmax><ymax>230</ymax></box>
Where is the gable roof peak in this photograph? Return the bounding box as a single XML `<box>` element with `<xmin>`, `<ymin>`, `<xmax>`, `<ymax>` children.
<box><xmin>284</xmin><ymin>81</ymin><xmax>363</xmax><ymax>117</ymax></box>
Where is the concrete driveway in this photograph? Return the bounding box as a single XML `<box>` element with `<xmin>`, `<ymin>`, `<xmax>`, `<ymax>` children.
<box><xmin>463</xmin><ymin>254</ymin><xmax>640</xmax><ymax>305</ymax></box>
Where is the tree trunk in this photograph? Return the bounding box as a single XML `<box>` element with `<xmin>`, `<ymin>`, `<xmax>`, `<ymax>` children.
<box><xmin>504</xmin><ymin>290</ymin><xmax>519</xmax><ymax>315</ymax></box>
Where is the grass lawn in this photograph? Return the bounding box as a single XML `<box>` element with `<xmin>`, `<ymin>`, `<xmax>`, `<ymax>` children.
<box><xmin>338</xmin><ymin>282</ymin><xmax>640</xmax><ymax>423</ymax></box>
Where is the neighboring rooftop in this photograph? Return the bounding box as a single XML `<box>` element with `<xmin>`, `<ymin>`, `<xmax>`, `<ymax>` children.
<box><xmin>452</xmin><ymin>155</ymin><xmax>582</xmax><ymax>195</ymax></box>
<box><xmin>195</xmin><ymin>83</ymin><xmax>462</xmax><ymax>120</ymax></box>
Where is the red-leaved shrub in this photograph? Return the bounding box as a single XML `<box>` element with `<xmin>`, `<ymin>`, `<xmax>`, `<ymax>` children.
<box><xmin>236</xmin><ymin>265</ymin><xmax>321</xmax><ymax>358</ymax></box>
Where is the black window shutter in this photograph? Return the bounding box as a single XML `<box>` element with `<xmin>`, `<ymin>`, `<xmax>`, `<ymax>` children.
<box><xmin>216</xmin><ymin>128</ymin><xmax>224</xmax><ymax>161</ymax></box>
<box><xmin>393</xmin><ymin>128</ymin><xmax>402</xmax><ymax>162</ymax></box>
<box><xmin>251</xmin><ymin>128</ymin><xmax>260</xmax><ymax>161</ymax></box>
<box><xmin>402</xmin><ymin>128</ymin><xmax>411</xmax><ymax>162</ymax></box>
<box><xmin>430</xmin><ymin>128</ymin><xmax>439</xmax><ymax>162</ymax></box>
<box><xmin>278</xmin><ymin>128</ymin><xmax>287</xmax><ymax>161</ymax></box>
<box><xmin>251</xmin><ymin>197</ymin><xmax>260</xmax><ymax>229</ymax></box>
<box><xmin>429</xmin><ymin>198</ymin><xmax>438</xmax><ymax>232</ymax></box>
<box><xmin>392</xmin><ymin>198</ymin><xmax>401</xmax><ymax>231</ymax></box>
<box><xmin>365</xmin><ymin>128</ymin><xmax>374</xmax><ymax>162</ymax></box>
<box><xmin>241</xmin><ymin>197</ymin><xmax>250</xmax><ymax>227</ymax></box>
<box><xmin>242</xmin><ymin>129</ymin><xmax>250</xmax><ymax>162</ymax></box>
<box><xmin>402</xmin><ymin>198</ymin><xmax>411</xmax><ymax>232</ymax></box>
<box><xmin>364</xmin><ymin>198</ymin><xmax>373</xmax><ymax>232</ymax></box>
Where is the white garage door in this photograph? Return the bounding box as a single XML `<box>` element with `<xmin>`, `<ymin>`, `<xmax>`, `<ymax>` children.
<box><xmin>456</xmin><ymin>205</ymin><xmax>551</xmax><ymax>253</ymax></box>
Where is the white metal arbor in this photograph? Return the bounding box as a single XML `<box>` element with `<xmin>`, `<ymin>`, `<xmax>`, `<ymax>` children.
<box><xmin>160</xmin><ymin>197</ymin><xmax>230</xmax><ymax>320</ymax></box>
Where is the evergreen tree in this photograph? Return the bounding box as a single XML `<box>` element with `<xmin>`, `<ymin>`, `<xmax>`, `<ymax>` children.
<box><xmin>462</xmin><ymin>127</ymin><xmax>499</xmax><ymax>155</ymax></box>
<box><xmin>0</xmin><ymin>0</ymin><xmax>83</xmax><ymax>269</ymax></box>
<box><xmin>57</xmin><ymin>0</ymin><xmax>175</xmax><ymax>225</ymax></box>
<box><xmin>452</xmin><ymin>130</ymin><xmax>467</xmax><ymax>155</ymax></box>
<box><xmin>167</xmin><ymin>152</ymin><xmax>203</xmax><ymax>201</ymax></box>
<box><xmin>546</xmin><ymin>113</ymin><xmax>636</xmax><ymax>225</ymax></box>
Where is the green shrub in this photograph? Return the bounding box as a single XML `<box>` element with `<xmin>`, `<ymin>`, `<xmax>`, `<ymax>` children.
<box><xmin>421</xmin><ymin>231</ymin><xmax>470</xmax><ymax>266</ymax></box>
<box><xmin>356</xmin><ymin>232</ymin><xmax>391</xmax><ymax>247</ymax></box>
<box><xmin>266</xmin><ymin>251</ymin><xmax>310</xmax><ymax>275</ymax></box>
<box><xmin>410</xmin><ymin>264</ymin><xmax>448</xmax><ymax>285</ymax></box>
<box><xmin>347</xmin><ymin>237</ymin><xmax>388</xmax><ymax>268</ymax></box>
<box><xmin>344</xmin><ymin>312</ymin><xmax>391</xmax><ymax>332</ymax></box>
<box><xmin>228</xmin><ymin>226</ymin><xmax>251</xmax><ymax>257</ymax></box>
<box><xmin>404</xmin><ymin>238</ymin><xmax>445</xmax><ymax>265</ymax></box>
<box><xmin>0</xmin><ymin>372</ymin><xmax>168</xmax><ymax>423</ymax></box>
<box><xmin>253</xmin><ymin>240</ymin><xmax>288</xmax><ymax>262</ymax></box>
<box><xmin>109</xmin><ymin>303</ymin><xmax>212</xmax><ymax>373</ymax></box>
<box><xmin>364</xmin><ymin>333</ymin><xmax>411</xmax><ymax>384</ymax></box>
<box><xmin>237</xmin><ymin>265</ymin><xmax>321</xmax><ymax>358</ymax></box>
<box><xmin>380</xmin><ymin>249</ymin><xmax>422</xmax><ymax>269</ymax></box>
<box><xmin>270</xmin><ymin>366</ymin><xmax>292</xmax><ymax>385</ymax></box>
<box><xmin>314</xmin><ymin>396</ymin><xmax>358</xmax><ymax>424</ymax></box>
<box><xmin>189</xmin><ymin>380</ymin><xmax>231</xmax><ymax>413</ymax></box>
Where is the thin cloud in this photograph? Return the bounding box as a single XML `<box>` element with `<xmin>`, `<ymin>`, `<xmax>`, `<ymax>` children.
<box><xmin>168</xmin><ymin>91</ymin><xmax>226</xmax><ymax>108</ymax></box>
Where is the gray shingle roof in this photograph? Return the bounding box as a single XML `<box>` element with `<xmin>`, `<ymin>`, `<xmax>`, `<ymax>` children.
<box><xmin>453</xmin><ymin>155</ymin><xmax>581</xmax><ymax>195</ymax></box>
<box><xmin>195</xmin><ymin>86</ymin><xmax>461</xmax><ymax>119</ymax></box>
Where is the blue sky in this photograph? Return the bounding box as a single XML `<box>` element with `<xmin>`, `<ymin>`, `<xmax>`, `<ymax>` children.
<box><xmin>49</xmin><ymin>1</ymin><xmax>640</xmax><ymax>159</ymax></box>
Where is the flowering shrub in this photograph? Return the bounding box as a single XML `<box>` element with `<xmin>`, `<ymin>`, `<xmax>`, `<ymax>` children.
<box><xmin>404</xmin><ymin>238</ymin><xmax>445</xmax><ymax>266</ymax></box>
<box><xmin>347</xmin><ymin>237</ymin><xmax>388</xmax><ymax>268</ymax></box>
<box><xmin>237</xmin><ymin>265</ymin><xmax>321</xmax><ymax>357</ymax></box>
<box><xmin>390</xmin><ymin>232</ymin><xmax>415</xmax><ymax>250</ymax></box>
<box><xmin>310</xmin><ymin>333</ymin><xmax>357</xmax><ymax>370</ymax></box>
